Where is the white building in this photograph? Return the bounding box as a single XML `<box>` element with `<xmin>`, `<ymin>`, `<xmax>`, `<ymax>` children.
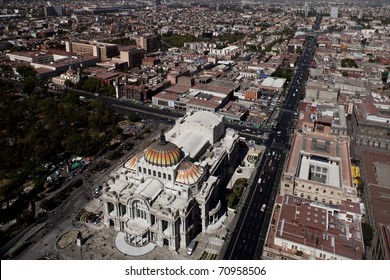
<box><xmin>102</xmin><ymin>111</ymin><xmax>239</xmax><ymax>251</ymax></box>
<box><xmin>330</xmin><ymin>7</ymin><xmax>339</xmax><ymax>19</ymax></box>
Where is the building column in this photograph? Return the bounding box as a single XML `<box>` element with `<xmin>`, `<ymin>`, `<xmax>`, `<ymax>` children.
<box><xmin>180</xmin><ymin>216</ymin><xmax>187</xmax><ymax>249</ymax></box>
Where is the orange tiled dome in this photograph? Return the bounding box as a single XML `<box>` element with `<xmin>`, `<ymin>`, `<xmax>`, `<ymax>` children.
<box><xmin>176</xmin><ymin>161</ymin><xmax>203</xmax><ymax>185</ymax></box>
<box><xmin>144</xmin><ymin>133</ymin><xmax>182</xmax><ymax>167</ymax></box>
<box><xmin>124</xmin><ymin>151</ymin><xmax>144</xmax><ymax>170</ymax></box>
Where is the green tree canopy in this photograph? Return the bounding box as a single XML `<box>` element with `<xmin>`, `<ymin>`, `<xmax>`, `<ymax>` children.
<box><xmin>82</xmin><ymin>77</ymin><xmax>101</xmax><ymax>93</ymax></box>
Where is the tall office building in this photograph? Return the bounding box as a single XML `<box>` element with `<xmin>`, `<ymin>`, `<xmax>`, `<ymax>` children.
<box><xmin>44</xmin><ymin>5</ymin><xmax>64</xmax><ymax>17</ymax></box>
<box><xmin>330</xmin><ymin>7</ymin><xmax>338</xmax><ymax>19</ymax></box>
<box><xmin>136</xmin><ymin>35</ymin><xmax>160</xmax><ymax>52</ymax></box>
<box><xmin>304</xmin><ymin>2</ymin><xmax>309</xmax><ymax>17</ymax></box>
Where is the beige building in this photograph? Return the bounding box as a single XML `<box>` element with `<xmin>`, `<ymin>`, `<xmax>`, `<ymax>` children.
<box><xmin>351</xmin><ymin>95</ymin><xmax>390</xmax><ymax>151</ymax></box>
<box><xmin>65</xmin><ymin>40</ymin><xmax>119</xmax><ymax>61</ymax></box>
<box><xmin>304</xmin><ymin>80</ymin><xmax>339</xmax><ymax>103</ymax></box>
<box><xmin>119</xmin><ymin>46</ymin><xmax>145</xmax><ymax>69</ymax></box>
<box><xmin>136</xmin><ymin>35</ymin><xmax>160</xmax><ymax>52</ymax></box>
<box><xmin>280</xmin><ymin>131</ymin><xmax>357</xmax><ymax>205</ymax></box>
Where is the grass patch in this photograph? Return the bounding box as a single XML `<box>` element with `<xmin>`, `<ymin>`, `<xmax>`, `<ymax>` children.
<box><xmin>227</xmin><ymin>178</ymin><xmax>248</xmax><ymax>209</ymax></box>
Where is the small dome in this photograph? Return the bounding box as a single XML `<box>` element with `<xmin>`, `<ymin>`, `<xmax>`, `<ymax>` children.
<box><xmin>144</xmin><ymin>133</ymin><xmax>182</xmax><ymax>167</ymax></box>
<box><xmin>176</xmin><ymin>161</ymin><xmax>203</xmax><ymax>185</ymax></box>
<box><xmin>124</xmin><ymin>151</ymin><xmax>144</xmax><ymax>170</ymax></box>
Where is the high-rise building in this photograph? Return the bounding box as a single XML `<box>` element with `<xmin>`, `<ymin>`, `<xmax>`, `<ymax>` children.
<box><xmin>330</xmin><ymin>7</ymin><xmax>338</xmax><ymax>19</ymax></box>
<box><xmin>119</xmin><ymin>46</ymin><xmax>146</xmax><ymax>69</ymax></box>
<box><xmin>304</xmin><ymin>2</ymin><xmax>309</xmax><ymax>17</ymax></box>
<box><xmin>136</xmin><ymin>35</ymin><xmax>160</xmax><ymax>52</ymax></box>
<box><xmin>44</xmin><ymin>5</ymin><xmax>64</xmax><ymax>17</ymax></box>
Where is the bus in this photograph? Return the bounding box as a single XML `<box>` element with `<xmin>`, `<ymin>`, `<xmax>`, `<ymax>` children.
<box><xmin>187</xmin><ymin>240</ymin><xmax>198</xmax><ymax>255</ymax></box>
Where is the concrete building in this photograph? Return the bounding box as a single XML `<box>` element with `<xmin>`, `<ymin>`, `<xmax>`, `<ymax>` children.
<box><xmin>244</xmin><ymin>87</ymin><xmax>260</xmax><ymax>101</ymax></box>
<box><xmin>119</xmin><ymin>46</ymin><xmax>145</xmax><ymax>69</ymax></box>
<box><xmin>280</xmin><ymin>131</ymin><xmax>357</xmax><ymax>205</ymax></box>
<box><xmin>44</xmin><ymin>5</ymin><xmax>64</xmax><ymax>17</ymax></box>
<box><xmin>7</xmin><ymin>51</ymin><xmax>56</xmax><ymax>64</ymax></box>
<box><xmin>263</xmin><ymin>194</ymin><xmax>365</xmax><ymax>260</ymax></box>
<box><xmin>351</xmin><ymin>95</ymin><xmax>390</xmax><ymax>150</ymax></box>
<box><xmin>259</xmin><ymin>77</ymin><xmax>286</xmax><ymax>94</ymax></box>
<box><xmin>358</xmin><ymin>149</ymin><xmax>390</xmax><ymax>259</ymax></box>
<box><xmin>371</xmin><ymin>224</ymin><xmax>390</xmax><ymax>260</ymax></box>
<box><xmin>102</xmin><ymin>111</ymin><xmax>239</xmax><ymax>251</ymax></box>
<box><xmin>330</xmin><ymin>7</ymin><xmax>339</xmax><ymax>19</ymax></box>
<box><xmin>65</xmin><ymin>40</ymin><xmax>119</xmax><ymax>62</ymax></box>
<box><xmin>136</xmin><ymin>35</ymin><xmax>160</xmax><ymax>52</ymax></box>
<box><xmin>305</xmin><ymin>80</ymin><xmax>339</xmax><ymax>103</ymax></box>
<box><xmin>297</xmin><ymin>102</ymin><xmax>348</xmax><ymax>136</ymax></box>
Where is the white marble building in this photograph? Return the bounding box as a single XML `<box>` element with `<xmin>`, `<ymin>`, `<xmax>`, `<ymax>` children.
<box><xmin>102</xmin><ymin>111</ymin><xmax>239</xmax><ymax>251</ymax></box>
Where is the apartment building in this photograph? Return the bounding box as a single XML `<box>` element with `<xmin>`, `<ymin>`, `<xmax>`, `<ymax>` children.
<box><xmin>65</xmin><ymin>40</ymin><xmax>119</xmax><ymax>61</ymax></box>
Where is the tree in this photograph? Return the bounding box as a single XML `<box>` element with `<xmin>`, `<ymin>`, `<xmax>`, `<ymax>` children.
<box><xmin>22</xmin><ymin>76</ymin><xmax>37</xmax><ymax>95</ymax></box>
<box><xmin>381</xmin><ymin>72</ymin><xmax>389</xmax><ymax>84</ymax></box>
<box><xmin>82</xmin><ymin>77</ymin><xmax>101</xmax><ymax>93</ymax></box>
<box><xmin>128</xmin><ymin>113</ymin><xmax>141</xmax><ymax>122</ymax></box>
<box><xmin>0</xmin><ymin>64</ymin><xmax>13</xmax><ymax>74</ymax></box>
<box><xmin>341</xmin><ymin>58</ymin><xmax>358</xmax><ymax>68</ymax></box>
<box><xmin>63</xmin><ymin>92</ymin><xmax>79</xmax><ymax>104</ymax></box>
<box><xmin>64</xmin><ymin>79</ymin><xmax>74</xmax><ymax>88</ymax></box>
<box><xmin>362</xmin><ymin>222</ymin><xmax>374</xmax><ymax>247</ymax></box>
<box><xmin>16</xmin><ymin>66</ymin><xmax>36</xmax><ymax>79</ymax></box>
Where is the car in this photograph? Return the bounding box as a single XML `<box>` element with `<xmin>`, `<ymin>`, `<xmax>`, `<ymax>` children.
<box><xmin>261</xmin><ymin>204</ymin><xmax>267</xmax><ymax>212</ymax></box>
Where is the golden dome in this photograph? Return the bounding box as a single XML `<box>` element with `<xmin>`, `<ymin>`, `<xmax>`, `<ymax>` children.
<box><xmin>176</xmin><ymin>161</ymin><xmax>203</xmax><ymax>185</ymax></box>
<box><xmin>144</xmin><ymin>133</ymin><xmax>182</xmax><ymax>167</ymax></box>
<box><xmin>124</xmin><ymin>151</ymin><xmax>144</xmax><ymax>170</ymax></box>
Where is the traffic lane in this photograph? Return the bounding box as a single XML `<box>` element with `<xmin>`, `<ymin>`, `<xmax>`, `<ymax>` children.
<box><xmin>224</xmin><ymin>182</ymin><xmax>274</xmax><ymax>259</ymax></box>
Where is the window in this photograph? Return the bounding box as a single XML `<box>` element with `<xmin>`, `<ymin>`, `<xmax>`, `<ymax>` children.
<box><xmin>143</xmin><ymin>168</ymin><xmax>146</xmax><ymax>173</ymax></box>
<box><xmin>138</xmin><ymin>167</ymin><xmax>141</xmax><ymax>172</ymax></box>
<box><xmin>168</xmin><ymin>174</ymin><xmax>171</xmax><ymax>180</ymax></box>
<box><xmin>163</xmin><ymin>173</ymin><xmax>166</xmax><ymax>179</ymax></box>
<box><xmin>153</xmin><ymin>170</ymin><xmax>156</xmax><ymax>176</ymax></box>
<box><xmin>148</xmin><ymin>169</ymin><xmax>151</xmax><ymax>175</ymax></box>
<box><xmin>158</xmin><ymin>171</ymin><xmax>161</xmax><ymax>177</ymax></box>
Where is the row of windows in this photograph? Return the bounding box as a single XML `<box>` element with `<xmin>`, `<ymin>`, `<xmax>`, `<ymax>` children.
<box><xmin>296</xmin><ymin>192</ymin><xmax>334</xmax><ymax>204</ymax></box>
<box><xmin>299</xmin><ymin>185</ymin><xmax>340</xmax><ymax>196</ymax></box>
<box><xmin>138</xmin><ymin>167</ymin><xmax>172</xmax><ymax>180</ymax></box>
